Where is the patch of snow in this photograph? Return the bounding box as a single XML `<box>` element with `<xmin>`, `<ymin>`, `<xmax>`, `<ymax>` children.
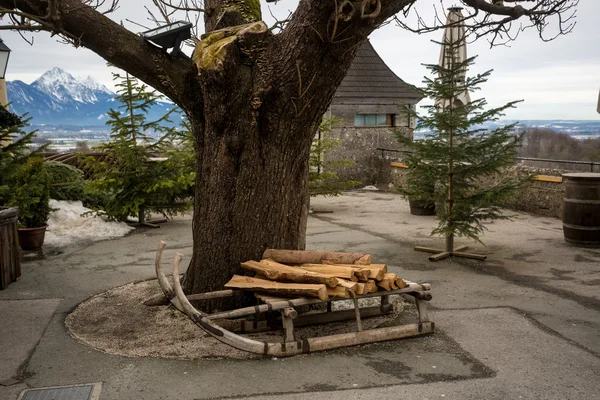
<box><xmin>361</xmin><ymin>185</ymin><xmax>379</xmax><ymax>191</ymax></box>
<box><xmin>45</xmin><ymin>200</ymin><xmax>134</xmax><ymax>248</ymax></box>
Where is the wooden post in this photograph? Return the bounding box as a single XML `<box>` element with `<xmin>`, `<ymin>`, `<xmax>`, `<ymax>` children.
<box><xmin>281</xmin><ymin>307</ymin><xmax>296</xmax><ymax>343</ymax></box>
<box><xmin>380</xmin><ymin>295</ymin><xmax>392</xmax><ymax>313</ymax></box>
<box><xmin>352</xmin><ymin>296</ymin><xmax>363</xmax><ymax>332</ymax></box>
<box><xmin>416</xmin><ymin>298</ymin><xmax>430</xmax><ymax>323</ymax></box>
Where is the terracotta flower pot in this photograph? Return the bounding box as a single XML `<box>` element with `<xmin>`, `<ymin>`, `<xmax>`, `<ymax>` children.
<box><xmin>18</xmin><ymin>225</ymin><xmax>48</xmax><ymax>251</ymax></box>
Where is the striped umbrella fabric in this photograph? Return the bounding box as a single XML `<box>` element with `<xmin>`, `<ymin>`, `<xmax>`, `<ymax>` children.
<box><xmin>437</xmin><ymin>7</ymin><xmax>470</xmax><ymax>108</ymax></box>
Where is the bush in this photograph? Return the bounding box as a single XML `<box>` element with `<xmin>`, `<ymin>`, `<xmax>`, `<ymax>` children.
<box><xmin>46</xmin><ymin>161</ymin><xmax>86</xmax><ymax>201</ymax></box>
<box><xmin>10</xmin><ymin>157</ymin><xmax>51</xmax><ymax>228</ymax></box>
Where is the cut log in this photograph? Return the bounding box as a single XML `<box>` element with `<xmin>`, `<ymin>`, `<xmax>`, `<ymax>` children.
<box><xmin>336</xmin><ymin>279</ymin><xmax>359</xmax><ymax>292</ymax></box>
<box><xmin>263</xmin><ymin>249</ymin><xmax>372</xmax><ymax>265</ymax></box>
<box><xmin>241</xmin><ymin>260</ymin><xmax>339</xmax><ymax>288</ymax></box>
<box><xmin>384</xmin><ymin>273</ymin><xmax>399</xmax><ymax>289</ymax></box>
<box><xmin>296</xmin><ymin>264</ymin><xmax>359</xmax><ymax>281</ymax></box>
<box><xmin>395</xmin><ymin>277</ymin><xmax>406</xmax><ymax>289</ymax></box>
<box><xmin>376</xmin><ymin>278</ymin><xmax>393</xmax><ymax>291</ymax></box>
<box><xmin>355</xmin><ymin>282</ymin><xmax>367</xmax><ymax>295</ymax></box>
<box><xmin>366</xmin><ymin>280</ymin><xmax>377</xmax><ymax>293</ymax></box>
<box><xmin>326</xmin><ymin>286</ymin><xmax>353</xmax><ymax>299</ymax></box>
<box><xmin>324</xmin><ymin>263</ymin><xmax>386</xmax><ymax>281</ymax></box>
<box><xmin>224</xmin><ymin>275</ymin><xmax>328</xmax><ymax>301</ymax></box>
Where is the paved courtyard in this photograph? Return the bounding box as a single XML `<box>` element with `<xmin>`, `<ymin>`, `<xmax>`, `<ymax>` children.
<box><xmin>1</xmin><ymin>190</ymin><xmax>599</xmax><ymax>399</ymax></box>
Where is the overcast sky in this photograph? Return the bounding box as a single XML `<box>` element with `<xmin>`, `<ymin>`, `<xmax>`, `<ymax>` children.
<box><xmin>2</xmin><ymin>0</ymin><xmax>599</xmax><ymax>120</ymax></box>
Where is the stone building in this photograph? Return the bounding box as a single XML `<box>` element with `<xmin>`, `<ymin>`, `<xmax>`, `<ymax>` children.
<box><xmin>325</xmin><ymin>40</ymin><xmax>422</xmax><ymax>186</ymax></box>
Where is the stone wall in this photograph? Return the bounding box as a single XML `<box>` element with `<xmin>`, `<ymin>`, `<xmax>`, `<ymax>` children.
<box><xmin>389</xmin><ymin>164</ymin><xmax>575</xmax><ymax>219</ymax></box>
<box><xmin>325</xmin><ymin>104</ymin><xmax>413</xmax><ymax>186</ymax></box>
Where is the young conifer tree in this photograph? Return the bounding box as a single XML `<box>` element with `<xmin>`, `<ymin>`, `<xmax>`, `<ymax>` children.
<box><xmin>85</xmin><ymin>71</ymin><xmax>193</xmax><ymax>222</ymax></box>
<box><xmin>309</xmin><ymin>116</ymin><xmax>361</xmax><ymax>197</ymax></box>
<box><xmin>396</xmin><ymin>38</ymin><xmax>524</xmax><ymax>260</ymax></box>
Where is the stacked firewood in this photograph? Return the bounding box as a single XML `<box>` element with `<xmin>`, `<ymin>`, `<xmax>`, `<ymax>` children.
<box><xmin>224</xmin><ymin>249</ymin><xmax>406</xmax><ymax>301</ymax></box>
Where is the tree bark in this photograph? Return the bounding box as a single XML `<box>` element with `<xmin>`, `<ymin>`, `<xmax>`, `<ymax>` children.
<box><xmin>180</xmin><ymin>1</ymin><xmax>407</xmax><ymax>304</ymax></box>
<box><xmin>0</xmin><ymin>0</ymin><xmax>412</xmax><ymax>306</ymax></box>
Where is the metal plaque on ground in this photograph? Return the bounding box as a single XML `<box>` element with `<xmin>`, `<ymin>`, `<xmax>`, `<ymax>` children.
<box><xmin>18</xmin><ymin>383</ymin><xmax>101</xmax><ymax>400</ymax></box>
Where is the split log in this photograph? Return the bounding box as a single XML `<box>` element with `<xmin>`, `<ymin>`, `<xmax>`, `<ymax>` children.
<box><xmin>376</xmin><ymin>278</ymin><xmax>393</xmax><ymax>291</ymax></box>
<box><xmin>224</xmin><ymin>275</ymin><xmax>328</xmax><ymax>301</ymax></box>
<box><xmin>263</xmin><ymin>249</ymin><xmax>372</xmax><ymax>265</ymax></box>
<box><xmin>327</xmin><ymin>286</ymin><xmax>353</xmax><ymax>299</ymax></box>
<box><xmin>324</xmin><ymin>263</ymin><xmax>386</xmax><ymax>281</ymax></box>
<box><xmin>394</xmin><ymin>277</ymin><xmax>406</xmax><ymax>289</ymax></box>
<box><xmin>296</xmin><ymin>264</ymin><xmax>360</xmax><ymax>281</ymax></box>
<box><xmin>241</xmin><ymin>260</ymin><xmax>339</xmax><ymax>288</ymax></box>
<box><xmin>336</xmin><ymin>279</ymin><xmax>359</xmax><ymax>292</ymax></box>
<box><xmin>366</xmin><ymin>280</ymin><xmax>377</xmax><ymax>293</ymax></box>
<box><xmin>355</xmin><ymin>282</ymin><xmax>367</xmax><ymax>295</ymax></box>
<box><xmin>384</xmin><ymin>273</ymin><xmax>399</xmax><ymax>290</ymax></box>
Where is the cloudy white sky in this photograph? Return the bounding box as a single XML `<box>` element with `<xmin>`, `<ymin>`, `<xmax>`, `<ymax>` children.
<box><xmin>2</xmin><ymin>0</ymin><xmax>599</xmax><ymax>120</ymax></box>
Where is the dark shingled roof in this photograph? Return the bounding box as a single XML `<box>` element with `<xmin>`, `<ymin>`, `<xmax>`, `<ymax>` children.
<box><xmin>333</xmin><ymin>40</ymin><xmax>422</xmax><ymax>105</ymax></box>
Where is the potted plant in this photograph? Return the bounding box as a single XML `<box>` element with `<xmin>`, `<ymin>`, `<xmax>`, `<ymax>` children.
<box><xmin>11</xmin><ymin>157</ymin><xmax>51</xmax><ymax>250</ymax></box>
<box><xmin>406</xmin><ymin>173</ymin><xmax>436</xmax><ymax>216</ymax></box>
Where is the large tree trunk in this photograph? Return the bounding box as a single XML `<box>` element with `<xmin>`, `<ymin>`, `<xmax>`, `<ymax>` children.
<box><xmin>180</xmin><ymin>1</ymin><xmax>389</xmax><ymax>302</ymax></box>
<box><xmin>183</xmin><ymin>108</ymin><xmax>313</xmax><ymax>298</ymax></box>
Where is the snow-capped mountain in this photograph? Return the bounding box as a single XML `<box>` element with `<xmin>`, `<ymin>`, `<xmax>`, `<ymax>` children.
<box><xmin>7</xmin><ymin>67</ymin><xmax>175</xmax><ymax>126</ymax></box>
<box><xmin>31</xmin><ymin>67</ymin><xmax>113</xmax><ymax>104</ymax></box>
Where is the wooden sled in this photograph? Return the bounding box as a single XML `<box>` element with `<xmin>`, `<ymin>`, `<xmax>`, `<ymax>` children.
<box><xmin>154</xmin><ymin>243</ymin><xmax>434</xmax><ymax>357</ymax></box>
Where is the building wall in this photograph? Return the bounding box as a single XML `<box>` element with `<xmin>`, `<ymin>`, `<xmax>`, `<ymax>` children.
<box><xmin>325</xmin><ymin>103</ymin><xmax>414</xmax><ymax>186</ymax></box>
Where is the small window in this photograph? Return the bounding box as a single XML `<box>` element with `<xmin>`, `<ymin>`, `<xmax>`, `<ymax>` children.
<box><xmin>354</xmin><ymin>114</ymin><xmax>366</xmax><ymax>126</ymax></box>
<box><xmin>354</xmin><ymin>113</ymin><xmax>396</xmax><ymax>127</ymax></box>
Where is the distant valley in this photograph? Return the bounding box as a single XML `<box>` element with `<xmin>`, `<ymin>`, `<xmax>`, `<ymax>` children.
<box><xmin>7</xmin><ymin>68</ymin><xmax>600</xmax><ymax>148</ymax></box>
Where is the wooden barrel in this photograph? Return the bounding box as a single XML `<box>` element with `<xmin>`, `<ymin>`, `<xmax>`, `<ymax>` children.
<box><xmin>0</xmin><ymin>207</ymin><xmax>22</xmax><ymax>289</ymax></box>
<box><xmin>562</xmin><ymin>173</ymin><xmax>600</xmax><ymax>247</ymax></box>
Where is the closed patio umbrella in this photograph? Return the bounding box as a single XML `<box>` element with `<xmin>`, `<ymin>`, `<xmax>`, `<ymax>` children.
<box><xmin>437</xmin><ymin>7</ymin><xmax>470</xmax><ymax>108</ymax></box>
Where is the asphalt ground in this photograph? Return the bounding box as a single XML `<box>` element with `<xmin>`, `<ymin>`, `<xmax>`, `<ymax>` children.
<box><xmin>1</xmin><ymin>190</ymin><xmax>599</xmax><ymax>399</ymax></box>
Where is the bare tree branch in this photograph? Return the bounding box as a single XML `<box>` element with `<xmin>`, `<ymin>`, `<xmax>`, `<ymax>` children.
<box><xmin>394</xmin><ymin>0</ymin><xmax>578</xmax><ymax>46</ymax></box>
<box><xmin>0</xmin><ymin>0</ymin><xmax>198</xmax><ymax>107</ymax></box>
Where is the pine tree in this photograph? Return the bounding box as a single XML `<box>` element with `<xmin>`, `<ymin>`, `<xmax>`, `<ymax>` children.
<box><xmin>84</xmin><ymin>71</ymin><xmax>194</xmax><ymax>222</ymax></box>
<box><xmin>396</xmin><ymin>38</ymin><xmax>524</xmax><ymax>261</ymax></box>
<box><xmin>0</xmin><ymin>110</ymin><xmax>46</xmax><ymax>206</ymax></box>
<box><xmin>309</xmin><ymin>117</ymin><xmax>361</xmax><ymax>197</ymax></box>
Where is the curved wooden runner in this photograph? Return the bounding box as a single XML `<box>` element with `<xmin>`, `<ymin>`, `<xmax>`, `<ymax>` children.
<box><xmin>167</xmin><ymin>253</ymin><xmax>434</xmax><ymax>356</ymax></box>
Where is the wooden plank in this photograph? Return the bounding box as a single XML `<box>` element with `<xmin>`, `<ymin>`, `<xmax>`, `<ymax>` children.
<box><xmin>263</xmin><ymin>249</ymin><xmax>372</xmax><ymax>265</ymax></box>
<box><xmin>531</xmin><ymin>175</ymin><xmax>562</xmax><ymax>183</ymax></box>
<box><xmin>0</xmin><ymin>210</ymin><xmax>21</xmax><ymax>290</ymax></box>
<box><xmin>306</xmin><ymin>323</ymin><xmax>435</xmax><ymax>353</ymax></box>
<box><xmin>294</xmin><ymin>306</ymin><xmax>391</xmax><ymax>327</ymax></box>
<box><xmin>390</xmin><ymin>161</ymin><xmax>409</xmax><ymax>169</ymax></box>
<box><xmin>224</xmin><ymin>275</ymin><xmax>329</xmax><ymax>301</ymax></box>
<box><xmin>241</xmin><ymin>260</ymin><xmax>339</xmax><ymax>287</ymax></box>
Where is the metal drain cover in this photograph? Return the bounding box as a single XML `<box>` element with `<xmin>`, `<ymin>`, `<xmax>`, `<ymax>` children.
<box><xmin>18</xmin><ymin>383</ymin><xmax>101</xmax><ymax>400</ymax></box>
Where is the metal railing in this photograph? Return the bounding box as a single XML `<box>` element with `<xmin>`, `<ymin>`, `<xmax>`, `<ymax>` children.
<box><xmin>376</xmin><ymin>148</ymin><xmax>600</xmax><ymax>173</ymax></box>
